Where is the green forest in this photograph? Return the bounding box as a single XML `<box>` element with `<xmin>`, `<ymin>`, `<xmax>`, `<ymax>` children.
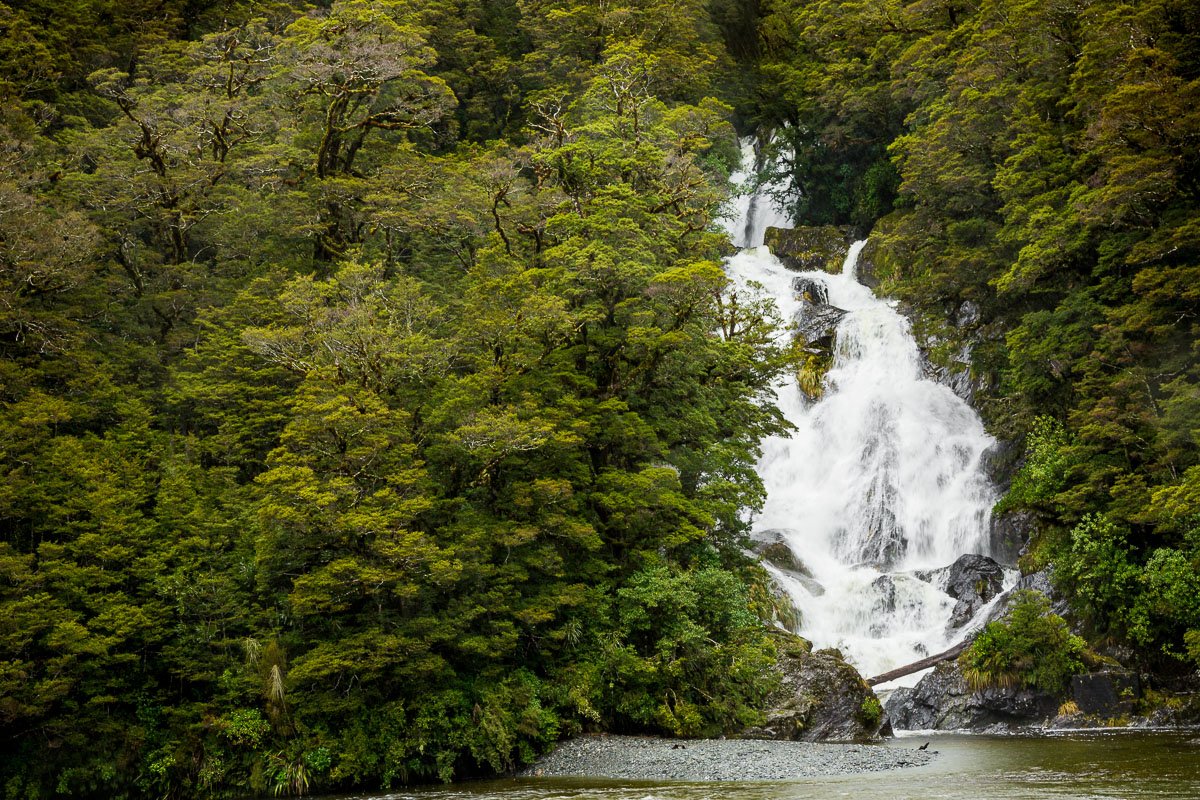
<box><xmin>0</xmin><ymin>0</ymin><xmax>1197</xmax><ymax>797</ymax></box>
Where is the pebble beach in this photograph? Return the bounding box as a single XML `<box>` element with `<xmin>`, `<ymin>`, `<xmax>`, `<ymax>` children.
<box><xmin>521</xmin><ymin>736</ymin><xmax>935</xmax><ymax>782</ymax></box>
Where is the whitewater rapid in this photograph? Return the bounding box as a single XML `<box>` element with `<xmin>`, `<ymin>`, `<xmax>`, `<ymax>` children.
<box><xmin>724</xmin><ymin>139</ymin><xmax>1004</xmax><ymax>681</ymax></box>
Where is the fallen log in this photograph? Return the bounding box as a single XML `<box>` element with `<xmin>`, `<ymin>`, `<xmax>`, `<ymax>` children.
<box><xmin>866</xmin><ymin>640</ymin><xmax>970</xmax><ymax>686</ymax></box>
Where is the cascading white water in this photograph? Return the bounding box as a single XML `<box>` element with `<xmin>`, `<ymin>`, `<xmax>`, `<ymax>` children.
<box><xmin>723</xmin><ymin>138</ymin><xmax>1005</xmax><ymax>682</ymax></box>
<box><xmin>727</xmin><ymin>138</ymin><xmax>793</xmax><ymax>249</ymax></box>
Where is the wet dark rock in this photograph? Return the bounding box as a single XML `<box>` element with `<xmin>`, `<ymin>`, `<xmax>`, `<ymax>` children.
<box><xmin>1015</xmin><ymin>568</ymin><xmax>1054</xmax><ymax>597</ymax></box>
<box><xmin>765</xmin><ymin>225</ymin><xmax>851</xmax><ymax>273</ymax></box>
<box><xmin>746</xmin><ymin>632</ymin><xmax>890</xmax><ymax>742</ymax></box>
<box><xmin>915</xmin><ymin>554</ymin><xmax>1005</xmax><ymax>630</ymax></box>
<box><xmin>1003</xmin><ymin>568</ymin><xmax>1072</xmax><ymax>620</ymax></box>
<box><xmin>884</xmin><ymin>661</ymin><xmax>1060</xmax><ymax>731</ymax></box>
<box><xmin>855</xmin><ymin>237</ymin><xmax>883</xmax><ymax>288</ymax></box>
<box><xmin>765</xmin><ymin>577</ymin><xmax>804</xmax><ymax>631</ymax></box>
<box><xmin>794</xmin><ymin>304</ymin><xmax>846</xmax><ymax>349</ymax></box>
<box><xmin>944</xmin><ymin>554</ymin><xmax>1005</xmax><ymax>628</ymax></box>
<box><xmin>1071</xmin><ymin>671</ymin><xmax>1141</xmax><ymax>716</ymax></box>
<box><xmin>980</xmin><ymin>438</ymin><xmax>1022</xmax><ymax>494</ymax></box>
<box><xmin>918</xmin><ymin>342</ymin><xmax>979</xmax><ymax>403</ymax></box>
<box><xmin>956</xmin><ymin>301</ymin><xmax>981</xmax><ymax>328</ymax></box>
<box><xmin>1049</xmin><ymin>673</ymin><xmax>1200</xmax><ymax>729</ymax></box>
<box><xmin>752</xmin><ymin>530</ymin><xmax>811</xmax><ymax>575</ymax></box>
<box><xmin>792</xmin><ymin>276</ymin><xmax>830</xmax><ymax>305</ymax></box>
<box><xmin>855</xmin><ymin>509</ymin><xmax>905</xmax><ymax>570</ymax></box>
<box><xmin>789</xmin><ymin>277</ymin><xmax>846</xmax><ymax>401</ymax></box>
<box><xmin>752</xmin><ymin>530</ymin><xmax>824</xmax><ymax>601</ymax></box>
<box><xmin>892</xmin><ymin>299</ymin><xmax>998</xmax><ymax>406</ymax></box>
<box><xmin>869</xmin><ymin>576</ymin><xmax>897</xmax><ymax>635</ymax></box>
<box><xmin>971</xmin><ymin>567</ymin><xmax>1071</xmax><ymax>633</ymax></box>
<box><xmin>988</xmin><ymin>509</ymin><xmax>1036</xmax><ymax>566</ymax></box>
<box><xmin>758</xmin><ymin>541</ymin><xmax>808</xmax><ymax>575</ymax></box>
<box><xmin>871</xmin><ymin>575</ymin><xmax>897</xmax><ymax>611</ymax></box>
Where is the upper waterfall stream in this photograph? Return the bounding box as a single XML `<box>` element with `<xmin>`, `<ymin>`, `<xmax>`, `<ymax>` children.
<box><xmin>724</xmin><ymin>140</ymin><xmax>1008</xmax><ymax>682</ymax></box>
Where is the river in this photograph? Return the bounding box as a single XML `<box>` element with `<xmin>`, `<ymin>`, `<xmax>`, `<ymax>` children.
<box><xmin>333</xmin><ymin>732</ymin><xmax>1200</xmax><ymax>800</ymax></box>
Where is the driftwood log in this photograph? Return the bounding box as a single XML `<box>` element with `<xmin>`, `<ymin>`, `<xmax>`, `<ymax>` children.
<box><xmin>866</xmin><ymin>640</ymin><xmax>969</xmax><ymax>686</ymax></box>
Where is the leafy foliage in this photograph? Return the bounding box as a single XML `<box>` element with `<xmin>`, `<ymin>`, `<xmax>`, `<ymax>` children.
<box><xmin>960</xmin><ymin>591</ymin><xmax>1087</xmax><ymax>694</ymax></box>
<box><xmin>0</xmin><ymin>2</ymin><xmax>798</xmax><ymax>797</ymax></box>
<box><xmin>6</xmin><ymin>0</ymin><xmax>1197</xmax><ymax>795</ymax></box>
<box><xmin>756</xmin><ymin>0</ymin><xmax>1200</xmax><ymax>671</ymax></box>
<box><xmin>994</xmin><ymin>417</ymin><xmax>1074</xmax><ymax>516</ymax></box>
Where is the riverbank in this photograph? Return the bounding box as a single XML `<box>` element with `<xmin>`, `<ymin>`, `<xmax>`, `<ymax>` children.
<box><xmin>520</xmin><ymin>735</ymin><xmax>934</xmax><ymax>781</ymax></box>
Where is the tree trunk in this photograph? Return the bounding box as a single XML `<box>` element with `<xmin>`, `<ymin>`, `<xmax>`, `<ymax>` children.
<box><xmin>866</xmin><ymin>640</ymin><xmax>969</xmax><ymax>686</ymax></box>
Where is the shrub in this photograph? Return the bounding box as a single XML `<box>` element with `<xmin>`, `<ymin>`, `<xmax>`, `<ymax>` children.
<box><xmin>960</xmin><ymin>590</ymin><xmax>1086</xmax><ymax>693</ymax></box>
<box><xmin>1185</xmin><ymin>630</ymin><xmax>1200</xmax><ymax>669</ymax></box>
<box><xmin>859</xmin><ymin>696</ymin><xmax>883</xmax><ymax>727</ymax></box>
<box><xmin>995</xmin><ymin>416</ymin><xmax>1073</xmax><ymax>515</ymax></box>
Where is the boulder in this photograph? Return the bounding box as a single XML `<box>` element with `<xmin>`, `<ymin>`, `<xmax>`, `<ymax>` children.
<box><xmin>789</xmin><ymin>279</ymin><xmax>846</xmax><ymax>401</ymax></box>
<box><xmin>794</xmin><ymin>304</ymin><xmax>846</xmax><ymax>349</ymax></box>
<box><xmin>915</xmin><ymin>553</ymin><xmax>1005</xmax><ymax>630</ymax></box>
<box><xmin>764</xmin><ymin>225</ymin><xmax>851</xmax><ymax>273</ymax></box>
<box><xmin>792</xmin><ymin>276</ymin><xmax>830</xmax><ymax>305</ymax></box>
<box><xmin>884</xmin><ymin>660</ymin><xmax>1059</xmax><ymax>732</ymax></box>
<box><xmin>943</xmin><ymin>554</ymin><xmax>1005</xmax><ymax>628</ymax></box>
<box><xmin>746</xmin><ymin>632</ymin><xmax>890</xmax><ymax>742</ymax></box>
<box><xmin>752</xmin><ymin>538</ymin><xmax>809</xmax><ymax>576</ymax></box>
<box><xmin>751</xmin><ymin>530</ymin><xmax>824</xmax><ymax>598</ymax></box>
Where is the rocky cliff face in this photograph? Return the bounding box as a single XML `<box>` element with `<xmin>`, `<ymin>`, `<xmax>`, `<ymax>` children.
<box><xmin>884</xmin><ymin>661</ymin><xmax>1060</xmax><ymax>732</ymax></box>
<box><xmin>745</xmin><ymin>632</ymin><xmax>890</xmax><ymax>742</ymax></box>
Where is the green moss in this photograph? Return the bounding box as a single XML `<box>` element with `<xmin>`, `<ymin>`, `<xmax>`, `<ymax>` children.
<box><xmin>858</xmin><ymin>696</ymin><xmax>883</xmax><ymax>727</ymax></box>
<box><xmin>797</xmin><ymin>349</ymin><xmax>834</xmax><ymax>400</ymax></box>
<box><xmin>746</xmin><ymin>564</ymin><xmax>804</xmax><ymax>631</ymax></box>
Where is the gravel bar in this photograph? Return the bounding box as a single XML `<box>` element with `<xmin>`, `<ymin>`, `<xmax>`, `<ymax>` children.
<box><xmin>522</xmin><ymin>735</ymin><xmax>934</xmax><ymax>782</ymax></box>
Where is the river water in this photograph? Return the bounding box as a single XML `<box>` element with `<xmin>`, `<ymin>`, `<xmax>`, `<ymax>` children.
<box><xmin>341</xmin><ymin>732</ymin><xmax>1200</xmax><ymax>800</ymax></box>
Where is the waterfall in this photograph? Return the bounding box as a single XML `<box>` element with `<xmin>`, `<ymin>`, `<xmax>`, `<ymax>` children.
<box><xmin>723</xmin><ymin>138</ymin><xmax>1009</xmax><ymax>682</ymax></box>
<box><xmin>727</xmin><ymin>138</ymin><xmax>793</xmax><ymax>249</ymax></box>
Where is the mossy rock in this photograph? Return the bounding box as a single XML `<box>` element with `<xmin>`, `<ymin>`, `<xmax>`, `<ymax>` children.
<box><xmin>745</xmin><ymin>562</ymin><xmax>805</xmax><ymax>632</ymax></box>
<box><xmin>765</xmin><ymin>225</ymin><xmax>851</xmax><ymax>272</ymax></box>
<box><xmin>744</xmin><ymin>632</ymin><xmax>889</xmax><ymax>742</ymax></box>
<box><xmin>756</xmin><ymin>541</ymin><xmax>806</xmax><ymax>573</ymax></box>
<box><xmin>856</xmin><ymin>215</ymin><xmax>904</xmax><ymax>289</ymax></box>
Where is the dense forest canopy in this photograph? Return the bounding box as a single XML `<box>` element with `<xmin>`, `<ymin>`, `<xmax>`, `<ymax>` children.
<box><xmin>1</xmin><ymin>1</ymin><xmax>791</xmax><ymax>796</ymax></box>
<box><xmin>748</xmin><ymin>0</ymin><xmax>1200</xmax><ymax>671</ymax></box>
<box><xmin>0</xmin><ymin>0</ymin><xmax>1197</xmax><ymax>797</ymax></box>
